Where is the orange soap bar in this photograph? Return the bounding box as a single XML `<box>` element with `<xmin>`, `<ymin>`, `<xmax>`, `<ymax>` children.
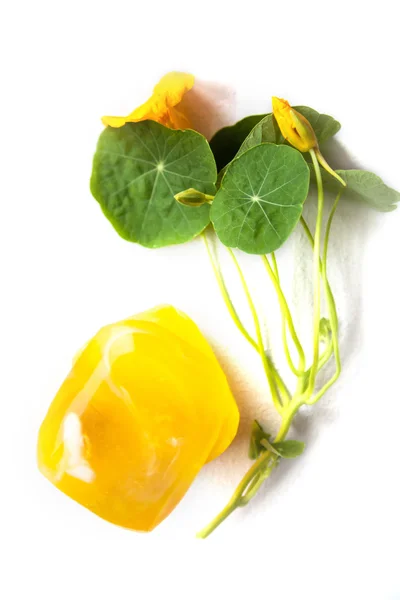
<box><xmin>37</xmin><ymin>306</ymin><xmax>239</xmax><ymax>531</ymax></box>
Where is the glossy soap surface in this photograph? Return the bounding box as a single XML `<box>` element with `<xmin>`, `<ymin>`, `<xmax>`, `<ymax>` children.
<box><xmin>37</xmin><ymin>306</ymin><xmax>239</xmax><ymax>531</ymax></box>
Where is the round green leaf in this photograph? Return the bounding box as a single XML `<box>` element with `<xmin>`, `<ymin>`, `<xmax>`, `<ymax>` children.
<box><xmin>90</xmin><ymin>121</ymin><xmax>217</xmax><ymax>248</ymax></box>
<box><xmin>211</xmin><ymin>144</ymin><xmax>310</xmax><ymax>255</ymax></box>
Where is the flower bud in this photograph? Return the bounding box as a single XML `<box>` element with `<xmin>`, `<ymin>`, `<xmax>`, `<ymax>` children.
<box><xmin>272</xmin><ymin>97</ymin><xmax>318</xmax><ymax>152</ymax></box>
<box><xmin>174</xmin><ymin>188</ymin><xmax>214</xmax><ymax>207</ymax></box>
<box><xmin>272</xmin><ymin>97</ymin><xmax>346</xmax><ymax>186</ymax></box>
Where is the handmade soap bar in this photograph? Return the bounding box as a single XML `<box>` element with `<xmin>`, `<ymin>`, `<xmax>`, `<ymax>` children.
<box><xmin>37</xmin><ymin>306</ymin><xmax>239</xmax><ymax>531</ymax></box>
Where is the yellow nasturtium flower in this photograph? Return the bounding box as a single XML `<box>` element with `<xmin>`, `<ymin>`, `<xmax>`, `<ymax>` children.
<box><xmin>37</xmin><ymin>305</ymin><xmax>239</xmax><ymax>532</ymax></box>
<box><xmin>102</xmin><ymin>72</ymin><xmax>195</xmax><ymax>130</ymax></box>
<box><xmin>272</xmin><ymin>97</ymin><xmax>346</xmax><ymax>186</ymax></box>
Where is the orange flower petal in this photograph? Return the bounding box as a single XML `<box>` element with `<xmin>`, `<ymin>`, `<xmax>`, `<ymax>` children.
<box><xmin>102</xmin><ymin>72</ymin><xmax>195</xmax><ymax>130</ymax></box>
<box><xmin>152</xmin><ymin>72</ymin><xmax>195</xmax><ymax>109</ymax></box>
<box><xmin>167</xmin><ymin>106</ymin><xmax>193</xmax><ymax>130</ymax></box>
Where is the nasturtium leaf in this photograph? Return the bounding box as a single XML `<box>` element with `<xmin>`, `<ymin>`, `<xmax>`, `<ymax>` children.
<box><xmin>249</xmin><ymin>420</ymin><xmax>271</xmax><ymax>460</ymax></box>
<box><xmin>90</xmin><ymin>121</ymin><xmax>217</xmax><ymax>248</ymax></box>
<box><xmin>238</xmin><ymin>107</ymin><xmax>341</xmax><ymax>158</ymax></box>
<box><xmin>321</xmin><ymin>169</ymin><xmax>400</xmax><ymax>212</ymax></box>
<box><xmin>238</xmin><ymin>114</ymin><xmax>279</xmax><ymax>156</ymax></box>
<box><xmin>272</xmin><ymin>440</ymin><xmax>305</xmax><ymax>458</ymax></box>
<box><xmin>210</xmin><ymin>115</ymin><xmax>267</xmax><ymax>172</ymax></box>
<box><xmin>211</xmin><ymin>144</ymin><xmax>310</xmax><ymax>255</ymax></box>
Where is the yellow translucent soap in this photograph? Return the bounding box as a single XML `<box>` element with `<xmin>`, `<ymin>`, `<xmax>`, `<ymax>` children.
<box><xmin>37</xmin><ymin>305</ymin><xmax>239</xmax><ymax>531</ymax></box>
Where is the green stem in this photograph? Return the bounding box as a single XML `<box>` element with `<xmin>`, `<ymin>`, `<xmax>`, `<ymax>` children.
<box><xmin>227</xmin><ymin>248</ymin><xmax>282</xmax><ymax>413</ymax></box>
<box><xmin>240</xmin><ymin>455</ymin><xmax>278</xmax><ymax>504</ymax></box>
<box><xmin>300</xmin><ymin>189</ymin><xmax>342</xmax><ymax>405</ymax></box>
<box><xmin>268</xmin><ymin>360</ymin><xmax>291</xmax><ymax>407</ymax></box>
<box><xmin>202</xmin><ymin>233</ymin><xmax>290</xmax><ymax>405</ymax></box>
<box><xmin>303</xmin><ymin>335</ymin><xmax>333</xmax><ymax>387</ymax></box>
<box><xmin>307</xmin><ymin>149</ymin><xmax>324</xmax><ymax>395</ymax></box>
<box><xmin>262</xmin><ymin>255</ymin><xmax>305</xmax><ymax>377</ymax></box>
<box><xmin>300</xmin><ymin>216</ymin><xmax>315</xmax><ymax>249</ymax></box>
<box><xmin>307</xmin><ymin>189</ymin><xmax>342</xmax><ymax>404</ymax></box>
<box><xmin>271</xmin><ymin>252</ymin><xmax>280</xmax><ymax>281</ymax></box>
<box><xmin>203</xmin><ymin>233</ymin><xmax>258</xmax><ymax>351</ymax></box>
<box><xmin>300</xmin><ymin>215</ymin><xmax>335</xmax><ymax>320</ymax></box>
<box><xmin>196</xmin><ymin>400</ymin><xmax>300</xmax><ymax>539</ymax></box>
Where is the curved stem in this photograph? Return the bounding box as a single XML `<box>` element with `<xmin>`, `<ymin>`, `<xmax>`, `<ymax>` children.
<box><xmin>271</xmin><ymin>252</ymin><xmax>280</xmax><ymax>281</ymax></box>
<box><xmin>203</xmin><ymin>233</ymin><xmax>258</xmax><ymax>351</ymax></box>
<box><xmin>307</xmin><ymin>189</ymin><xmax>342</xmax><ymax>404</ymax></box>
<box><xmin>268</xmin><ymin>361</ymin><xmax>291</xmax><ymax>407</ymax></box>
<box><xmin>301</xmin><ymin>335</ymin><xmax>333</xmax><ymax>392</ymax></box>
<box><xmin>300</xmin><ymin>189</ymin><xmax>342</xmax><ymax>405</ymax></box>
<box><xmin>262</xmin><ymin>255</ymin><xmax>305</xmax><ymax>377</ymax></box>
<box><xmin>240</xmin><ymin>456</ymin><xmax>278</xmax><ymax>504</ymax></box>
<box><xmin>300</xmin><ymin>216</ymin><xmax>334</xmax><ymax>307</ymax></box>
<box><xmin>307</xmin><ymin>149</ymin><xmax>324</xmax><ymax>395</ymax></box>
<box><xmin>300</xmin><ymin>216</ymin><xmax>315</xmax><ymax>249</ymax></box>
<box><xmin>227</xmin><ymin>248</ymin><xmax>282</xmax><ymax>413</ymax></box>
<box><xmin>196</xmin><ymin>451</ymin><xmax>272</xmax><ymax>539</ymax></box>
<box><xmin>322</xmin><ymin>191</ymin><xmax>342</xmax><ymax>336</ymax></box>
<box><xmin>196</xmin><ymin>400</ymin><xmax>301</xmax><ymax>539</ymax></box>
<box><xmin>315</xmin><ymin>148</ymin><xmax>346</xmax><ymax>187</ymax></box>
<box><xmin>318</xmin><ymin>337</ymin><xmax>334</xmax><ymax>370</ymax></box>
<box><xmin>203</xmin><ymin>233</ymin><xmax>290</xmax><ymax>405</ymax></box>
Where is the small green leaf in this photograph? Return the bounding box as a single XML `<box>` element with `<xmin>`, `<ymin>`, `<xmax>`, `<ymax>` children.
<box><xmin>211</xmin><ymin>143</ymin><xmax>310</xmax><ymax>255</ymax></box>
<box><xmin>249</xmin><ymin>422</ymin><xmax>305</xmax><ymax>459</ymax></box>
<box><xmin>238</xmin><ymin>107</ymin><xmax>341</xmax><ymax>158</ymax></box>
<box><xmin>319</xmin><ymin>317</ymin><xmax>332</xmax><ymax>342</ymax></box>
<box><xmin>322</xmin><ymin>169</ymin><xmax>400</xmax><ymax>212</ymax></box>
<box><xmin>90</xmin><ymin>121</ymin><xmax>217</xmax><ymax>248</ymax></box>
<box><xmin>249</xmin><ymin>420</ymin><xmax>271</xmax><ymax>460</ymax></box>
<box><xmin>210</xmin><ymin>115</ymin><xmax>267</xmax><ymax>172</ymax></box>
<box><xmin>272</xmin><ymin>440</ymin><xmax>305</xmax><ymax>458</ymax></box>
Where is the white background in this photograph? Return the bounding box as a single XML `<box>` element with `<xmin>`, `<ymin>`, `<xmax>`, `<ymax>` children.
<box><xmin>1</xmin><ymin>1</ymin><xmax>400</xmax><ymax>598</ymax></box>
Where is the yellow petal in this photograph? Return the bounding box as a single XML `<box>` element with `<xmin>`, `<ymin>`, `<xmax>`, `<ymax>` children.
<box><xmin>102</xmin><ymin>72</ymin><xmax>195</xmax><ymax>129</ymax></box>
<box><xmin>101</xmin><ymin>115</ymin><xmax>130</xmax><ymax>128</ymax></box>
<box><xmin>152</xmin><ymin>72</ymin><xmax>195</xmax><ymax>109</ymax></box>
<box><xmin>126</xmin><ymin>72</ymin><xmax>194</xmax><ymax>123</ymax></box>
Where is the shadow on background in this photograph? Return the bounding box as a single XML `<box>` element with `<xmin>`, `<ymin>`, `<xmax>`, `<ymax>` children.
<box><xmin>180</xmin><ymin>79</ymin><xmax>236</xmax><ymax>140</ymax></box>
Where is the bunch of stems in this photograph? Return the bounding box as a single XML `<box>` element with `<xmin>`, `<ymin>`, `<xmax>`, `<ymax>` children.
<box><xmin>198</xmin><ymin>151</ymin><xmax>343</xmax><ymax>538</ymax></box>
